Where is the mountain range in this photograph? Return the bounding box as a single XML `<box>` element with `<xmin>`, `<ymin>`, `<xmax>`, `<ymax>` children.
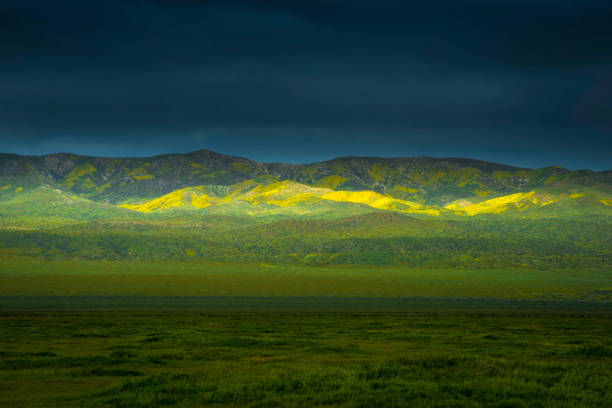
<box><xmin>0</xmin><ymin>149</ymin><xmax>610</xmax><ymax>269</ymax></box>
<box><xmin>1</xmin><ymin>150</ymin><xmax>610</xmax><ymax>223</ymax></box>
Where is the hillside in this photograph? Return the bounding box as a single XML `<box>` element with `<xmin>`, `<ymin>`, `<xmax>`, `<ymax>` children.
<box><xmin>1</xmin><ymin>150</ymin><xmax>611</xmax><ymax>220</ymax></box>
<box><xmin>0</xmin><ymin>150</ymin><xmax>610</xmax><ymax>279</ymax></box>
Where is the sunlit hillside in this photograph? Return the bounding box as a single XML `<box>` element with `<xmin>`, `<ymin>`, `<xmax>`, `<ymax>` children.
<box><xmin>0</xmin><ymin>150</ymin><xmax>610</xmax><ymax>271</ymax></box>
<box><xmin>3</xmin><ymin>151</ymin><xmax>609</xmax><ymax>222</ymax></box>
<box><xmin>2</xmin><ymin>151</ymin><xmax>610</xmax><ymax>210</ymax></box>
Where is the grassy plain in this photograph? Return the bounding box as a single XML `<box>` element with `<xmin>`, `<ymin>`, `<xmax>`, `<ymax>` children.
<box><xmin>0</xmin><ymin>311</ymin><xmax>610</xmax><ymax>407</ymax></box>
<box><xmin>0</xmin><ymin>259</ymin><xmax>610</xmax><ymax>300</ymax></box>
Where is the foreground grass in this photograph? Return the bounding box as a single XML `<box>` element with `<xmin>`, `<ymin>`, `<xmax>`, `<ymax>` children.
<box><xmin>0</xmin><ymin>311</ymin><xmax>610</xmax><ymax>407</ymax></box>
<box><xmin>1</xmin><ymin>259</ymin><xmax>610</xmax><ymax>300</ymax></box>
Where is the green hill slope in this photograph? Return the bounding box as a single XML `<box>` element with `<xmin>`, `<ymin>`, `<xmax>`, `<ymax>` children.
<box><xmin>1</xmin><ymin>151</ymin><xmax>610</xmax><ymax>208</ymax></box>
<box><xmin>1</xmin><ymin>150</ymin><xmax>610</xmax><ymax>221</ymax></box>
<box><xmin>0</xmin><ymin>151</ymin><xmax>610</xmax><ymax>273</ymax></box>
<box><xmin>0</xmin><ymin>181</ymin><xmax>140</xmax><ymax>228</ymax></box>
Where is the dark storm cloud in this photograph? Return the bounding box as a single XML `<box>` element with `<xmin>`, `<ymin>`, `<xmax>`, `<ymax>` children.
<box><xmin>0</xmin><ymin>0</ymin><xmax>610</xmax><ymax>169</ymax></box>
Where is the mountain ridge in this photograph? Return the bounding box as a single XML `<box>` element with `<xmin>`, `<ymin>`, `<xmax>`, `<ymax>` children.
<box><xmin>6</xmin><ymin>149</ymin><xmax>607</xmax><ymax>172</ymax></box>
<box><xmin>1</xmin><ymin>149</ymin><xmax>611</xmax><ymax>219</ymax></box>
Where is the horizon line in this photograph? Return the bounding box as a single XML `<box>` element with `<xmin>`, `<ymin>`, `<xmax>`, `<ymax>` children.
<box><xmin>2</xmin><ymin>149</ymin><xmax>609</xmax><ymax>173</ymax></box>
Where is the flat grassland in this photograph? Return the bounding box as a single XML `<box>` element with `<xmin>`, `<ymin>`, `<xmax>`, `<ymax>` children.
<box><xmin>1</xmin><ymin>259</ymin><xmax>610</xmax><ymax>300</ymax></box>
<box><xmin>0</xmin><ymin>310</ymin><xmax>611</xmax><ymax>407</ymax></box>
<box><xmin>1</xmin><ymin>259</ymin><xmax>610</xmax><ymax>407</ymax></box>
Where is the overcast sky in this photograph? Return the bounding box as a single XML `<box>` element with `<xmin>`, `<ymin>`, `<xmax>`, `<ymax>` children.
<box><xmin>0</xmin><ymin>0</ymin><xmax>611</xmax><ymax>170</ymax></box>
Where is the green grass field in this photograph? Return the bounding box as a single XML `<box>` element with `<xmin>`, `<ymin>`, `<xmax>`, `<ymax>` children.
<box><xmin>0</xmin><ymin>311</ymin><xmax>610</xmax><ymax>407</ymax></box>
<box><xmin>1</xmin><ymin>258</ymin><xmax>609</xmax><ymax>407</ymax></box>
<box><xmin>1</xmin><ymin>260</ymin><xmax>610</xmax><ymax>301</ymax></box>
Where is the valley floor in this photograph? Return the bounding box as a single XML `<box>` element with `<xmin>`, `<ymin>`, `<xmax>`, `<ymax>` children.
<box><xmin>0</xmin><ymin>309</ymin><xmax>610</xmax><ymax>407</ymax></box>
<box><xmin>1</xmin><ymin>260</ymin><xmax>610</xmax><ymax>301</ymax></box>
